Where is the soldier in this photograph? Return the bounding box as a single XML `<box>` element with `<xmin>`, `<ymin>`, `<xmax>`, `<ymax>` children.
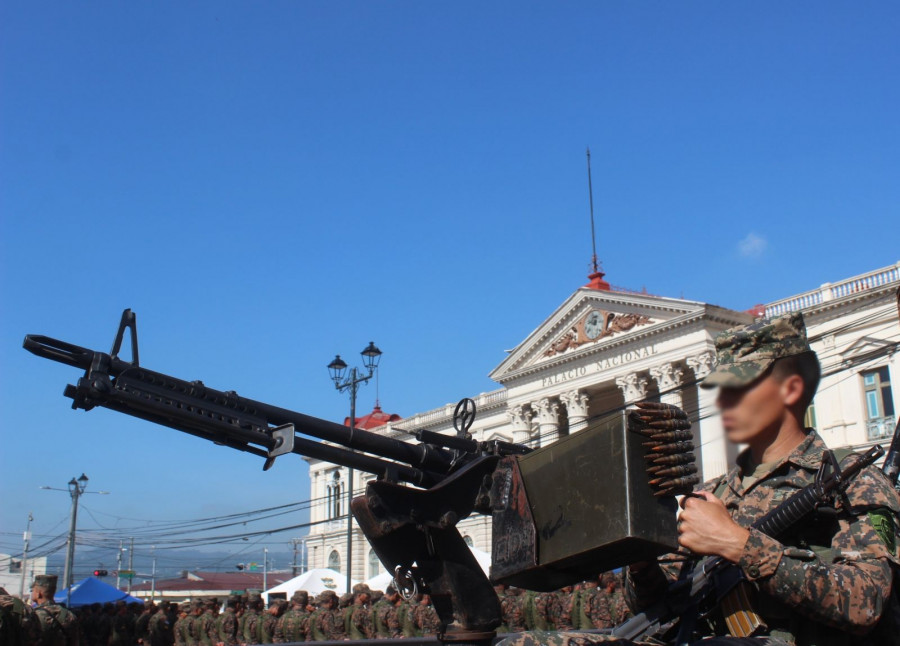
<box><xmin>241</xmin><ymin>593</ymin><xmax>263</xmax><ymax>645</ymax></box>
<box><xmin>148</xmin><ymin>603</ymin><xmax>173</xmax><ymax>646</ymax></box>
<box><xmin>274</xmin><ymin>590</ymin><xmax>309</xmax><ymax>643</ymax></box>
<box><xmin>412</xmin><ymin>593</ymin><xmax>441</xmax><ymax>636</ymax></box>
<box><xmin>136</xmin><ymin>602</ymin><xmax>155</xmax><ymax>644</ymax></box>
<box><xmin>396</xmin><ymin>591</ymin><xmax>418</xmax><ymax>638</ymax></box>
<box><xmin>30</xmin><ymin>574</ymin><xmax>79</xmax><ymax>646</ymax></box>
<box><xmin>499</xmin><ymin>587</ymin><xmax>526</xmax><ymax>634</ymax></box>
<box><xmin>601</xmin><ymin>572</ymin><xmax>629</xmax><ymax>626</ymax></box>
<box><xmin>187</xmin><ymin>600</ymin><xmax>207</xmax><ymax>646</ymax></box>
<box><xmin>348</xmin><ymin>583</ymin><xmax>374</xmax><ymax>640</ymax></box>
<box><xmin>503</xmin><ymin>312</ymin><xmax>900</xmax><ymax>645</ymax></box>
<box><xmin>110</xmin><ymin>600</ymin><xmax>136</xmax><ymax>646</ymax></box>
<box><xmin>173</xmin><ymin>603</ymin><xmax>191</xmax><ymax>646</ymax></box>
<box><xmin>0</xmin><ymin>585</ymin><xmax>40</xmax><ymax>646</ymax></box>
<box><xmin>492</xmin><ymin>585</ymin><xmax>510</xmax><ymax>634</ymax></box>
<box><xmin>581</xmin><ymin>577</ymin><xmax>615</xmax><ymax>630</ymax></box>
<box><xmin>338</xmin><ymin>592</ymin><xmax>354</xmax><ymax>636</ymax></box>
<box><xmin>259</xmin><ymin>599</ymin><xmax>285</xmax><ymax>644</ymax></box>
<box><xmin>549</xmin><ymin>586</ymin><xmax>575</xmax><ymax>631</ymax></box>
<box><xmin>216</xmin><ymin>596</ymin><xmax>240</xmax><ymax>646</ymax></box>
<box><xmin>373</xmin><ymin>584</ymin><xmax>402</xmax><ymax>638</ymax></box>
<box><xmin>307</xmin><ymin>591</ymin><xmax>342</xmax><ymax>642</ymax></box>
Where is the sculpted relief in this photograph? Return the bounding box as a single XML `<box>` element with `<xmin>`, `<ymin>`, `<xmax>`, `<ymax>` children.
<box><xmin>543</xmin><ymin>309</ymin><xmax>652</xmax><ymax>357</ymax></box>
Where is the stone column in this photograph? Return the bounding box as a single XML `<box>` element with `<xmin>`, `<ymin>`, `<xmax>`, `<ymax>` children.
<box><xmin>507</xmin><ymin>405</ymin><xmax>533</xmax><ymax>445</ymax></box>
<box><xmin>560</xmin><ymin>390</ymin><xmax>590</xmax><ymax>434</ymax></box>
<box><xmin>533</xmin><ymin>398</ymin><xmax>561</xmax><ymax>444</ymax></box>
<box><xmin>615</xmin><ymin>373</ymin><xmax>648</xmax><ymax>404</ymax></box>
<box><xmin>687</xmin><ymin>351</ymin><xmax>727</xmax><ymax>479</ymax></box>
<box><xmin>650</xmin><ymin>362</ymin><xmax>685</xmax><ymax>409</ymax></box>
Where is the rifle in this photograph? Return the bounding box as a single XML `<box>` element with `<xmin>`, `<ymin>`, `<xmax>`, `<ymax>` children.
<box><xmin>26</xmin><ymin>310</ymin><xmax>695</xmax><ymax>645</ymax></box>
<box><xmin>611</xmin><ymin>441</ymin><xmax>890</xmax><ymax>644</ymax></box>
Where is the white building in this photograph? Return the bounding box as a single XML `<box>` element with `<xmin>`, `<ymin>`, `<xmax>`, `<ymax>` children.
<box><xmin>306</xmin><ymin>262</ymin><xmax>900</xmax><ymax>582</ymax></box>
<box><xmin>0</xmin><ymin>552</ymin><xmax>48</xmax><ymax>599</ymax></box>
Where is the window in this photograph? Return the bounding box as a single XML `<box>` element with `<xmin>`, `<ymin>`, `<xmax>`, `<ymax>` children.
<box><xmin>803</xmin><ymin>401</ymin><xmax>817</xmax><ymax>430</ymax></box>
<box><xmin>463</xmin><ymin>535</ymin><xmax>474</xmax><ymax>547</ymax></box>
<box><xmin>328</xmin><ymin>550</ymin><xmax>341</xmax><ymax>573</ymax></box>
<box><xmin>368</xmin><ymin>549</ymin><xmax>380</xmax><ymax>579</ymax></box>
<box><xmin>862</xmin><ymin>367</ymin><xmax>894</xmax><ymax>440</ymax></box>
<box><xmin>327</xmin><ymin>471</ymin><xmax>342</xmax><ymax>520</ymax></box>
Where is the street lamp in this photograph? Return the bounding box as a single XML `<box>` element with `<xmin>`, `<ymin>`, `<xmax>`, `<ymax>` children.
<box><xmin>326</xmin><ymin>341</ymin><xmax>382</xmax><ymax>592</ymax></box>
<box><xmin>40</xmin><ymin>473</ymin><xmax>108</xmax><ymax>607</ymax></box>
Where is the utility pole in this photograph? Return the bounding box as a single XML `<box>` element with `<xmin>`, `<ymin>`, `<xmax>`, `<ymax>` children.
<box><xmin>116</xmin><ymin>540</ymin><xmax>124</xmax><ymax>590</ymax></box>
<box><xmin>263</xmin><ymin>548</ymin><xmax>268</xmax><ymax>593</ymax></box>
<box><xmin>150</xmin><ymin>545</ymin><xmax>156</xmax><ymax>603</ymax></box>
<box><xmin>127</xmin><ymin>537</ymin><xmax>134</xmax><ymax>593</ymax></box>
<box><xmin>19</xmin><ymin>512</ymin><xmax>33</xmax><ymax>599</ymax></box>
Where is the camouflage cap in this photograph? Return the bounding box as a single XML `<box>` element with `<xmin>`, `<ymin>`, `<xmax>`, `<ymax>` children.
<box><xmin>351</xmin><ymin>583</ymin><xmax>370</xmax><ymax>596</ymax></box>
<box><xmin>33</xmin><ymin>574</ymin><xmax>58</xmax><ymax>588</ymax></box>
<box><xmin>317</xmin><ymin>590</ymin><xmax>338</xmax><ymax>605</ymax></box>
<box><xmin>290</xmin><ymin>590</ymin><xmax>308</xmax><ymax>605</ymax></box>
<box><xmin>701</xmin><ymin>312</ymin><xmax>810</xmax><ymax>389</ymax></box>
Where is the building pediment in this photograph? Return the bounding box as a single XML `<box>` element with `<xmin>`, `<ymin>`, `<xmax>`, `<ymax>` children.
<box><xmin>490</xmin><ymin>287</ymin><xmax>711</xmax><ymax>384</ymax></box>
<box><xmin>840</xmin><ymin>336</ymin><xmax>897</xmax><ymax>367</ymax></box>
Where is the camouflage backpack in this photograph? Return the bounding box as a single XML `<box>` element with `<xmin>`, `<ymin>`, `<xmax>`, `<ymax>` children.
<box><xmin>0</xmin><ymin>595</ymin><xmax>39</xmax><ymax>646</ymax></box>
<box><xmin>34</xmin><ymin>602</ymin><xmax>77</xmax><ymax>646</ymax></box>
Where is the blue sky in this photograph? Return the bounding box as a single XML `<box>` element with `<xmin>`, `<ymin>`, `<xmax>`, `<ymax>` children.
<box><xmin>2</xmin><ymin>2</ymin><xmax>898</xmax><ymax>574</ymax></box>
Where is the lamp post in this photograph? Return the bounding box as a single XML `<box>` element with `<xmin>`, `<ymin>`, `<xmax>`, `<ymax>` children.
<box><xmin>41</xmin><ymin>474</ymin><xmax>108</xmax><ymax>606</ymax></box>
<box><xmin>327</xmin><ymin>341</ymin><xmax>382</xmax><ymax>592</ymax></box>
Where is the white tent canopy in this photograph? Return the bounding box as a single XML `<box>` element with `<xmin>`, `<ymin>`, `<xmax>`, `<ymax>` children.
<box><xmin>363</xmin><ymin>546</ymin><xmax>491</xmax><ymax>592</ymax></box>
<box><xmin>263</xmin><ymin>568</ymin><xmax>359</xmax><ymax>602</ymax></box>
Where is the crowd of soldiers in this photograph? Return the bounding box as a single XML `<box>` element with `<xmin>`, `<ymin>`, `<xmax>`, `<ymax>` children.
<box><xmin>495</xmin><ymin>572</ymin><xmax>630</xmax><ymax>634</ymax></box>
<box><xmin>2</xmin><ymin>571</ymin><xmax>630</xmax><ymax>646</ymax></box>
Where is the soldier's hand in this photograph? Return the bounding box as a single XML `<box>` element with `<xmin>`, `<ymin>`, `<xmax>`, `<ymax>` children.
<box><xmin>677</xmin><ymin>491</ymin><xmax>749</xmax><ymax>563</ymax></box>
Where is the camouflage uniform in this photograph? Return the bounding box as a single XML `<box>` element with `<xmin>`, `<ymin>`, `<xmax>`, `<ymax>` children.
<box><xmin>148</xmin><ymin>607</ymin><xmax>172</xmax><ymax>646</ymax></box>
<box><xmin>275</xmin><ymin>592</ymin><xmax>309</xmax><ymax>643</ymax></box>
<box><xmin>172</xmin><ymin>607</ymin><xmax>191</xmax><ymax>646</ymax></box>
<box><xmin>580</xmin><ymin>585</ymin><xmax>614</xmax><ymax>630</ymax></box>
<box><xmin>412</xmin><ymin>596</ymin><xmax>441</xmax><ymax>636</ymax></box>
<box><xmin>307</xmin><ymin>592</ymin><xmax>342</xmax><ymax>642</ymax></box>
<box><xmin>259</xmin><ymin>601</ymin><xmax>284</xmax><ymax>644</ymax></box>
<box><xmin>500</xmin><ymin>588</ymin><xmax>527</xmax><ymax>633</ymax></box>
<box><xmin>550</xmin><ymin>587</ymin><xmax>576</xmax><ymax>631</ymax></box>
<box><xmin>0</xmin><ymin>590</ymin><xmax>40</xmax><ymax>646</ymax></box>
<box><xmin>372</xmin><ymin>595</ymin><xmax>401</xmax><ymax>638</ymax></box>
<box><xmin>136</xmin><ymin>606</ymin><xmax>154</xmax><ymax>644</ymax></box>
<box><xmin>397</xmin><ymin>597</ymin><xmax>419</xmax><ymax>638</ymax></box>
<box><xmin>217</xmin><ymin>606</ymin><xmax>239</xmax><ymax>646</ymax></box>
<box><xmin>109</xmin><ymin>602</ymin><xmax>136</xmax><ymax>646</ymax></box>
<box><xmin>348</xmin><ymin>602</ymin><xmax>374</xmax><ymax>639</ymax></box>
<box><xmin>34</xmin><ymin>601</ymin><xmax>79</xmax><ymax>646</ymax></box>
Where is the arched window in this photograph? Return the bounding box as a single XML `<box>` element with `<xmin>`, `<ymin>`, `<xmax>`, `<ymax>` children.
<box><xmin>463</xmin><ymin>535</ymin><xmax>474</xmax><ymax>547</ymax></box>
<box><xmin>327</xmin><ymin>471</ymin><xmax>342</xmax><ymax>519</ymax></box>
<box><xmin>328</xmin><ymin>550</ymin><xmax>341</xmax><ymax>573</ymax></box>
<box><xmin>368</xmin><ymin>549</ymin><xmax>380</xmax><ymax>579</ymax></box>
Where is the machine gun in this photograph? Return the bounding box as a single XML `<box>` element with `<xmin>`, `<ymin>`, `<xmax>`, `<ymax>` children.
<box><xmin>25</xmin><ymin>310</ymin><xmax>698</xmax><ymax>645</ymax></box>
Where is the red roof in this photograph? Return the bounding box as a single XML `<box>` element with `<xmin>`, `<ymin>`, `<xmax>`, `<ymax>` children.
<box><xmin>344</xmin><ymin>404</ymin><xmax>402</xmax><ymax>430</ymax></box>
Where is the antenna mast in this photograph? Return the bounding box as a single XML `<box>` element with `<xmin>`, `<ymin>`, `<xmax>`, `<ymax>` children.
<box><xmin>586</xmin><ymin>147</ymin><xmax>599</xmax><ymax>274</ymax></box>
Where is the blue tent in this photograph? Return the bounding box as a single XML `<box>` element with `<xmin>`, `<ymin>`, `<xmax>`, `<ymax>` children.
<box><xmin>54</xmin><ymin>576</ymin><xmax>144</xmax><ymax>608</ymax></box>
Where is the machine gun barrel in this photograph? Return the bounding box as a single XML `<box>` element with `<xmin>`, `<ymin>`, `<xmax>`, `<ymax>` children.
<box><xmin>23</xmin><ymin>330</ymin><xmax>453</xmax><ymax>487</ymax></box>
